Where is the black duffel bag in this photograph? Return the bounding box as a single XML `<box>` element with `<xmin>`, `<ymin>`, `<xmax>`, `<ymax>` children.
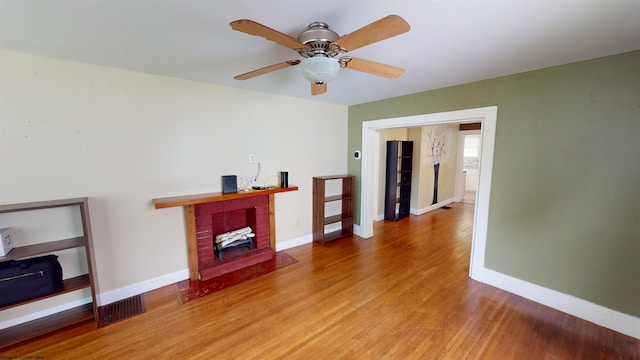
<box><xmin>0</xmin><ymin>254</ymin><xmax>63</xmax><ymax>307</ymax></box>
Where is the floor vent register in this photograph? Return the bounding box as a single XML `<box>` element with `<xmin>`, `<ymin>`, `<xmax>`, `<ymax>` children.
<box><xmin>98</xmin><ymin>294</ymin><xmax>146</xmax><ymax>327</ymax></box>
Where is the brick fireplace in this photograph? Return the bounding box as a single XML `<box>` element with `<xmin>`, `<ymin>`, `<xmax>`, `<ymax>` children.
<box><xmin>194</xmin><ymin>196</ymin><xmax>272</xmax><ymax>280</ymax></box>
<box><xmin>153</xmin><ymin>186</ymin><xmax>298</xmax><ymax>281</ymax></box>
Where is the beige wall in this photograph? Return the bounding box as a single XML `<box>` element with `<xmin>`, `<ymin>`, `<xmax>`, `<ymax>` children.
<box><xmin>407</xmin><ymin>128</ymin><xmax>422</xmax><ymax>210</ymax></box>
<box><xmin>0</xmin><ymin>51</ymin><xmax>348</xmax><ymax>318</ymax></box>
<box><xmin>412</xmin><ymin>124</ymin><xmax>459</xmax><ymax>210</ymax></box>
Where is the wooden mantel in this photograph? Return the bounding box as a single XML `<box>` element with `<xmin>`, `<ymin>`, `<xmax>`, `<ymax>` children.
<box><xmin>153</xmin><ymin>186</ymin><xmax>298</xmax><ymax>280</ymax></box>
<box><xmin>153</xmin><ymin>186</ymin><xmax>298</xmax><ymax>209</ymax></box>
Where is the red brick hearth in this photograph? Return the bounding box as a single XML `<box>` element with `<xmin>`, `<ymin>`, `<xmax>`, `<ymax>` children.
<box><xmin>194</xmin><ymin>196</ymin><xmax>272</xmax><ymax>280</ymax></box>
<box><xmin>153</xmin><ymin>187</ymin><xmax>298</xmax><ymax>281</ymax></box>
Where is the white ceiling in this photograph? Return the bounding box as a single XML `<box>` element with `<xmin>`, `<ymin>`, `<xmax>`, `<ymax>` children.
<box><xmin>1</xmin><ymin>0</ymin><xmax>639</xmax><ymax>106</ymax></box>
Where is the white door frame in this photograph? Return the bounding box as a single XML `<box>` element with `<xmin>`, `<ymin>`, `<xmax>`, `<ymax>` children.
<box><xmin>358</xmin><ymin>106</ymin><xmax>498</xmax><ymax>278</ymax></box>
<box><xmin>358</xmin><ymin>106</ymin><xmax>640</xmax><ymax>339</ymax></box>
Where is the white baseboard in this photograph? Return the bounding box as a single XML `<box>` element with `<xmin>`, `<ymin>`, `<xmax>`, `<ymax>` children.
<box><xmin>97</xmin><ymin>268</ymin><xmax>189</xmax><ymax>306</ymax></box>
<box><xmin>277</xmin><ymin>227</ymin><xmax>361</xmax><ymax>251</ymax></box>
<box><xmin>5</xmin><ymin>241</ymin><xmax>635</xmax><ymax>341</ymax></box>
<box><xmin>276</xmin><ymin>234</ymin><xmax>312</xmax><ymax>251</ymax></box>
<box><xmin>1</xmin><ymin>269</ymin><xmax>190</xmax><ymax>329</ymax></box>
<box><xmin>101</xmin><ymin>228</ymin><xmax>361</xmax><ymax>304</ymax></box>
<box><xmin>473</xmin><ymin>267</ymin><xmax>640</xmax><ymax>339</ymax></box>
<box><xmin>411</xmin><ymin>197</ymin><xmax>456</xmax><ymax>215</ymax></box>
<box><xmin>0</xmin><ymin>297</ymin><xmax>92</xmax><ymax>330</ymax></box>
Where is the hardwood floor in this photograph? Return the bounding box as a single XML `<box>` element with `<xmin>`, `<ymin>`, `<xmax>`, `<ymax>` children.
<box><xmin>3</xmin><ymin>203</ymin><xmax>638</xmax><ymax>359</ymax></box>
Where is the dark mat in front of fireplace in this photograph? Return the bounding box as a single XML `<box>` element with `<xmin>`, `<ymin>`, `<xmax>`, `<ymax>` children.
<box><xmin>176</xmin><ymin>251</ymin><xmax>298</xmax><ymax>304</ymax></box>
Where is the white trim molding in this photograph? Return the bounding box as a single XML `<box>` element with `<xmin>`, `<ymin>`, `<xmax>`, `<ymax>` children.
<box><xmin>474</xmin><ymin>267</ymin><xmax>640</xmax><ymax>339</ymax></box>
<box><xmin>0</xmin><ymin>270</ymin><xmax>189</xmax><ymax>329</ymax></box>
<box><xmin>358</xmin><ymin>105</ymin><xmax>639</xmax><ymax>340</ymax></box>
<box><xmin>359</xmin><ymin>106</ymin><xmax>497</xmax><ymax>274</ymax></box>
<box><xmin>359</xmin><ymin>106</ymin><xmax>497</xmax><ymax>240</ymax></box>
<box><xmin>276</xmin><ymin>229</ymin><xmax>361</xmax><ymax>252</ymax></box>
<box><xmin>276</xmin><ymin>234</ymin><xmax>312</xmax><ymax>251</ymax></box>
<box><xmin>0</xmin><ymin>298</ymin><xmax>91</xmax><ymax>330</ymax></box>
<box><xmin>411</xmin><ymin>197</ymin><xmax>456</xmax><ymax>216</ymax></box>
<box><xmin>97</xmin><ymin>268</ymin><xmax>188</xmax><ymax>306</ymax></box>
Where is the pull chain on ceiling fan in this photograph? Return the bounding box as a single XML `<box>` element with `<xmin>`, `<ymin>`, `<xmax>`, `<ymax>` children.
<box><xmin>230</xmin><ymin>15</ymin><xmax>410</xmax><ymax>95</ymax></box>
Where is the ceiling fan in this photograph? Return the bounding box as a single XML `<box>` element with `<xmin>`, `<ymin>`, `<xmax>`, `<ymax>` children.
<box><xmin>230</xmin><ymin>15</ymin><xmax>410</xmax><ymax>95</ymax></box>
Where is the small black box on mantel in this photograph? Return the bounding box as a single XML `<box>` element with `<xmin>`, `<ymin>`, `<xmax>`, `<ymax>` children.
<box><xmin>222</xmin><ymin>175</ymin><xmax>237</xmax><ymax>193</ymax></box>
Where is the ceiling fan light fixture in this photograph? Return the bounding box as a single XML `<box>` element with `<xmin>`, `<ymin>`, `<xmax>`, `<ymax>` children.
<box><xmin>299</xmin><ymin>57</ymin><xmax>340</xmax><ymax>84</ymax></box>
<box><xmin>230</xmin><ymin>16</ymin><xmax>410</xmax><ymax>95</ymax></box>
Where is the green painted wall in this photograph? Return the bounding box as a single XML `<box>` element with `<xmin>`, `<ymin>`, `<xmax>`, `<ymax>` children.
<box><xmin>348</xmin><ymin>50</ymin><xmax>640</xmax><ymax>317</ymax></box>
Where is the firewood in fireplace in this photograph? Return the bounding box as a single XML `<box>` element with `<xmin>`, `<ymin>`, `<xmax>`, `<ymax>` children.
<box><xmin>218</xmin><ymin>232</ymin><xmax>255</xmax><ymax>248</ymax></box>
<box><xmin>215</xmin><ymin>227</ymin><xmax>254</xmax><ymax>247</ymax></box>
<box><xmin>215</xmin><ymin>226</ymin><xmax>252</xmax><ymax>243</ymax></box>
<box><xmin>213</xmin><ymin>227</ymin><xmax>256</xmax><ymax>259</ymax></box>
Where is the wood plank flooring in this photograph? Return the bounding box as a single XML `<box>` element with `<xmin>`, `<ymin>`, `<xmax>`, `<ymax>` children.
<box><xmin>2</xmin><ymin>203</ymin><xmax>638</xmax><ymax>359</ymax></box>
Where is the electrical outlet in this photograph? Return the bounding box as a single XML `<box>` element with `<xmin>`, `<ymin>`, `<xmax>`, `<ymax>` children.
<box><xmin>249</xmin><ymin>154</ymin><xmax>256</xmax><ymax>164</ymax></box>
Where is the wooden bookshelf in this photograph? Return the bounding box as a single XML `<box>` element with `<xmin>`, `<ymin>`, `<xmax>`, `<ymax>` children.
<box><xmin>0</xmin><ymin>198</ymin><xmax>98</xmax><ymax>348</ymax></box>
<box><xmin>384</xmin><ymin>140</ymin><xmax>413</xmax><ymax>221</ymax></box>
<box><xmin>312</xmin><ymin>175</ymin><xmax>354</xmax><ymax>245</ymax></box>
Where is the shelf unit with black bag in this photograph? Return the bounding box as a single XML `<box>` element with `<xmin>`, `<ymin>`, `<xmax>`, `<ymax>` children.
<box><xmin>0</xmin><ymin>197</ymin><xmax>98</xmax><ymax>349</ymax></box>
<box><xmin>384</xmin><ymin>140</ymin><xmax>413</xmax><ymax>221</ymax></box>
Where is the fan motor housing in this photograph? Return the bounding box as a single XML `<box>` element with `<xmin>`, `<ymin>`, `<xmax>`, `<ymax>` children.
<box><xmin>297</xmin><ymin>22</ymin><xmax>339</xmax><ymax>57</ymax></box>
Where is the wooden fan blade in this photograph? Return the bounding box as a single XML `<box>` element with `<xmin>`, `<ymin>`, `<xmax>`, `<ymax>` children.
<box><xmin>332</xmin><ymin>15</ymin><xmax>410</xmax><ymax>52</ymax></box>
<box><xmin>230</xmin><ymin>19</ymin><xmax>309</xmax><ymax>50</ymax></box>
<box><xmin>341</xmin><ymin>57</ymin><xmax>404</xmax><ymax>78</ymax></box>
<box><xmin>234</xmin><ymin>60</ymin><xmax>301</xmax><ymax>80</ymax></box>
<box><xmin>311</xmin><ymin>82</ymin><xmax>327</xmax><ymax>95</ymax></box>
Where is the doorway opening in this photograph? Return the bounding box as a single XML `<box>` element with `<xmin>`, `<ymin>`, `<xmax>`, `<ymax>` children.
<box><xmin>358</xmin><ymin>106</ymin><xmax>497</xmax><ymax>278</ymax></box>
<box><xmin>460</xmin><ymin>130</ymin><xmax>482</xmax><ymax>205</ymax></box>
